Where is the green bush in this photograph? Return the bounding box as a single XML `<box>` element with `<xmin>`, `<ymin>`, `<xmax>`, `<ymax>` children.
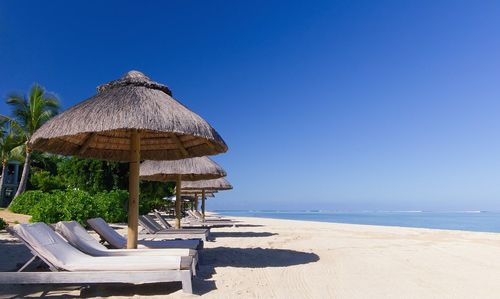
<box><xmin>60</xmin><ymin>189</ymin><xmax>99</xmax><ymax>224</ymax></box>
<box><xmin>9</xmin><ymin>190</ymin><xmax>47</xmax><ymax>215</ymax></box>
<box><xmin>11</xmin><ymin>188</ymin><xmax>169</xmax><ymax>225</ymax></box>
<box><xmin>0</xmin><ymin>217</ymin><xmax>7</xmax><ymax>230</ymax></box>
<box><xmin>31</xmin><ymin>189</ymin><xmax>99</xmax><ymax>225</ymax></box>
<box><xmin>95</xmin><ymin>190</ymin><xmax>128</xmax><ymax>223</ymax></box>
<box><xmin>140</xmin><ymin>196</ymin><xmax>171</xmax><ymax>214</ymax></box>
<box><xmin>56</xmin><ymin>158</ymin><xmax>128</xmax><ymax>194</ymax></box>
<box><xmin>30</xmin><ymin>191</ymin><xmax>65</xmax><ymax>224</ymax></box>
<box><xmin>30</xmin><ymin>170</ymin><xmax>67</xmax><ymax>192</ymax></box>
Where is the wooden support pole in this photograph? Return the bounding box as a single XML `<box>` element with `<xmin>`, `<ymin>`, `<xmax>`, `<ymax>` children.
<box><xmin>194</xmin><ymin>194</ymin><xmax>199</xmax><ymax>212</ymax></box>
<box><xmin>201</xmin><ymin>189</ymin><xmax>206</xmax><ymax>221</ymax></box>
<box><xmin>175</xmin><ymin>175</ymin><xmax>182</xmax><ymax>229</ymax></box>
<box><xmin>127</xmin><ymin>130</ymin><xmax>140</xmax><ymax>249</ymax></box>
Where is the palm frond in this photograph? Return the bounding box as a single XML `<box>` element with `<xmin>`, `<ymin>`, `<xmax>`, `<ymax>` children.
<box><xmin>0</xmin><ymin>128</ymin><xmax>23</xmax><ymax>161</ymax></box>
<box><xmin>9</xmin><ymin>144</ymin><xmax>25</xmax><ymax>162</ymax></box>
<box><xmin>4</xmin><ymin>84</ymin><xmax>60</xmax><ymax>139</ymax></box>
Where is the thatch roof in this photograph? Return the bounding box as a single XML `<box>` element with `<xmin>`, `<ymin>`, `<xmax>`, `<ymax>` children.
<box><xmin>181</xmin><ymin>178</ymin><xmax>232</xmax><ymax>190</ymax></box>
<box><xmin>30</xmin><ymin>71</ymin><xmax>227</xmax><ymax>161</ymax></box>
<box><xmin>139</xmin><ymin>156</ymin><xmax>226</xmax><ymax>182</ymax></box>
<box><xmin>180</xmin><ymin>189</ymin><xmax>218</xmax><ymax>195</ymax></box>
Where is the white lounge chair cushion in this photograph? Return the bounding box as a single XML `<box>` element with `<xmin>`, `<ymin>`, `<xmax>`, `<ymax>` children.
<box><xmin>56</xmin><ymin>221</ymin><xmax>195</xmax><ymax>257</ymax></box>
<box><xmin>86</xmin><ymin>218</ymin><xmax>127</xmax><ymax>248</ymax></box>
<box><xmin>14</xmin><ymin>223</ymin><xmax>183</xmax><ymax>271</ymax></box>
<box><xmin>87</xmin><ymin>218</ymin><xmax>200</xmax><ymax>249</ymax></box>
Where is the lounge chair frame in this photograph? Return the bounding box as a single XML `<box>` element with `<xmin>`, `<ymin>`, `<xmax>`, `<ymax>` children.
<box><xmin>139</xmin><ymin>215</ymin><xmax>210</xmax><ymax>241</ymax></box>
<box><xmin>0</xmin><ymin>227</ymin><xmax>193</xmax><ymax>294</ymax></box>
<box><xmin>153</xmin><ymin>211</ymin><xmax>224</xmax><ymax>229</ymax></box>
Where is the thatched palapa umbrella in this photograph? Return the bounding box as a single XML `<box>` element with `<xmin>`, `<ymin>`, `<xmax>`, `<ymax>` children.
<box><xmin>182</xmin><ymin>178</ymin><xmax>232</xmax><ymax>191</ymax></box>
<box><xmin>182</xmin><ymin>178</ymin><xmax>232</xmax><ymax>220</ymax></box>
<box><xmin>181</xmin><ymin>189</ymin><xmax>217</xmax><ymax>210</ymax></box>
<box><xmin>139</xmin><ymin>156</ymin><xmax>226</xmax><ymax>228</ymax></box>
<box><xmin>30</xmin><ymin>71</ymin><xmax>227</xmax><ymax>248</ymax></box>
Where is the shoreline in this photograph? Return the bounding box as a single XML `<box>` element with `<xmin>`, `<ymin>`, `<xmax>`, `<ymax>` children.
<box><xmin>212</xmin><ymin>210</ymin><xmax>500</xmax><ymax>234</ymax></box>
<box><xmin>221</xmin><ymin>214</ymin><xmax>500</xmax><ymax>236</ymax></box>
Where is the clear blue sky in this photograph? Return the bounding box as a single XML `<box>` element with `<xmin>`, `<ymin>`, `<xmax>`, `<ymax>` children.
<box><xmin>1</xmin><ymin>1</ymin><xmax>499</xmax><ymax>211</ymax></box>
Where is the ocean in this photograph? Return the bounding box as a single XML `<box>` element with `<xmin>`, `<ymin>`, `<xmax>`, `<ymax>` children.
<box><xmin>214</xmin><ymin>210</ymin><xmax>500</xmax><ymax>233</ymax></box>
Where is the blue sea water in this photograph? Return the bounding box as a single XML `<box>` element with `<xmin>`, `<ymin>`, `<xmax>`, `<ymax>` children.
<box><xmin>214</xmin><ymin>210</ymin><xmax>500</xmax><ymax>233</ymax></box>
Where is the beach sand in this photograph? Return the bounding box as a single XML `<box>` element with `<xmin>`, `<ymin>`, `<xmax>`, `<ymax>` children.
<box><xmin>1</xmin><ymin>212</ymin><xmax>500</xmax><ymax>298</ymax></box>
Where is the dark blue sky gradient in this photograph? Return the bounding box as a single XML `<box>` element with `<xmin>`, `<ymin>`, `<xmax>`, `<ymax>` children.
<box><xmin>1</xmin><ymin>1</ymin><xmax>499</xmax><ymax>210</ymax></box>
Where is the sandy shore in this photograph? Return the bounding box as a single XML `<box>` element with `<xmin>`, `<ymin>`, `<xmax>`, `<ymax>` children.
<box><xmin>1</xmin><ymin>213</ymin><xmax>500</xmax><ymax>298</ymax></box>
<box><xmin>0</xmin><ymin>209</ymin><xmax>31</xmax><ymax>224</ymax></box>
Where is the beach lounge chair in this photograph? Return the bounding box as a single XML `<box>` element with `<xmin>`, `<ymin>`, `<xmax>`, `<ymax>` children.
<box><xmin>55</xmin><ymin>221</ymin><xmax>198</xmax><ymax>275</ymax></box>
<box><xmin>139</xmin><ymin>215</ymin><xmax>211</xmax><ymax>241</ymax></box>
<box><xmin>154</xmin><ymin>211</ymin><xmax>234</xmax><ymax>229</ymax></box>
<box><xmin>87</xmin><ymin>218</ymin><xmax>203</xmax><ymax>250</ymax></box>
<box><xmin>185</xmin><ymin>210</ymin><xmax>239</xmax><ymax>226</ymax></box>
<box><xmin>0</xmin><ymin>223</ymin><xmax>193</xmax><ymax>293</ymax></box>
<box><xmin>191</xmin><ymin>210</ymin><xmax>234</xmax><ymax>221</ymax></box>
<box><xmin>154</xmin><ymin>211</ymin><xmax>213</xmax><ymax>228</ymax></box>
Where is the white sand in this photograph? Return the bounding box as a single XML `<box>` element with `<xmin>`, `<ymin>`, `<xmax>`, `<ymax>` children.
<box><xmin>1</xmin><ymin>215</ymin><xmax>500</xmax><ymax>298</ymax></box>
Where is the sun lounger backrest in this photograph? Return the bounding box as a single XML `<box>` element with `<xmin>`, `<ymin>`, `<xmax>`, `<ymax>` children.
<box><xmin>154</xmin><ymin>212</ymin><xmax>172</xmax><ymax>228</ymax></box>
<box><xmin>87</xmin><ymin>218</ymin><xmax>126</xmax><ymax>249</ymax></box>
<box><xmin>193</xmin><ymin>211</ymin><xmax>203</xmax><ymax>218</ymax></box>
<box><xmin>139</xmin><ymin>215</ymin><xmax>162</xmax><ymax>233</ymax></box>
<box><xmin>144</xmin><ymin>214</ymin><xmax>165</xmax><ymax>230</ymax></box>
<box><xmin>13</xmin><ymin>223</ymin><xmax>89</xmax><ymax>270</ymax></box>
<box><xmin>186</xmin><ymin>210</ymin><xmax>196</xmax><ymax>218</ymax></box>
<box><xmin>55</xmin><ymin>221</ymin><xmax>108</xmax><ymax>256</ymax></box>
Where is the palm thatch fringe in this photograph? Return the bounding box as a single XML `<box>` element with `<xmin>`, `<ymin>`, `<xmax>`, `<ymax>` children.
<box><xmin>181</xmin><ymin>178</ymin><xmax>232</xmax><ymax>190</ymax></box>
<box><xmin>139</xmin><ymin>157</ymin><xmax>226</xmax><ymax>182</ymax></box>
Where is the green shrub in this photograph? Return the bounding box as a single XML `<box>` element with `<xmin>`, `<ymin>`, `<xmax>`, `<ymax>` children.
<box><xmin>95</xmin><ymin>190</ymin><xmax>128</xmax><ymax>223</ymax></box>
<box><xmin>30</xmin><ymin>170</ymin><xmax>67</xmax><ymax>192</ymax></box>
<box><xmin>0</xmin><ymin>217</ymin><xmax>7</xmax><ymax>230</ymax></box>
<box><xmin>30</xmin><ymin>191</ymin><xmax>65</xmax><ymax>224</ymax></box>
<box><xmin>31</xmin><ymin>189</ymin><xmax>99</xmax><ymax>225</ymax></box>
<box><xmin>60</xmin><ymin>189</ymin><xmax>99</xmax><ymax>224</ymax></box>
<box><xmin>11</xmin><ymin>188</ymin><xmax>169</xmax><ymax>225</ymax></box>
<box><xmin>9</xmin><ymin>191</ymin><xmax>47</xmax><ymax>215</ymax></box>
<box><xmin>57</xmin><ymin>158</ymin><xmax>128</xmax><ymax>194</ymax></box>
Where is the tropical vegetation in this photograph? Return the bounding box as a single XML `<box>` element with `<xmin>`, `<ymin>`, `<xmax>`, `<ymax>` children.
<box><xmin>1</xmin><ymin>84</ymin><xmax>176</xmax><ymax>224</ymax></box>
<box><xmin>0</xmin><ymin>217</ymin><xmax>7</xmax><ymax>230</ymax></box>
<box><xmin>0</xmin><ymin>84</ymin><xmax>59</xmax><ymax>199</ymax></box>
<box><xmin>0</xmin><ymin>119</ymin><xmax>22</xmax><ymax>198</ymax></box>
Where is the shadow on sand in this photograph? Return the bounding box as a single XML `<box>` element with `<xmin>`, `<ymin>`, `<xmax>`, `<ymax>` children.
<box><xmin>201</xmin><ymin>246</ymin><xmax>319</xmax><ymax>268</ymax></box>
<box><xmin>194</xmin><ymin>246</ymin><xmax>320</xmax><ymax>295</ymax></box>
<box><xmin>0</xmin><ymin>283</ymin><xmax>193</xmax><ymax>298</ymax></box>
<box><xmin>211</xmin><ymin>231</ymin><xmax>277</xmax><ymax>238</ymax></box>
<box><xmin>0</xmin><ymin>237</ymin><xmax>33</xmax><ymax>272</ymax></box>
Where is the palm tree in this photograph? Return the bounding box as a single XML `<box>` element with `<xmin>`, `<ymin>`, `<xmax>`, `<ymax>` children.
<box><xmin>0</xmin><ymin>120</ymin><xmax>22</xmax><ymax>201</ymax></box>
<box><xmin>0</xmin><ymin>84</ymin><xmax>59</xmax><ymax>199</ymax></box>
